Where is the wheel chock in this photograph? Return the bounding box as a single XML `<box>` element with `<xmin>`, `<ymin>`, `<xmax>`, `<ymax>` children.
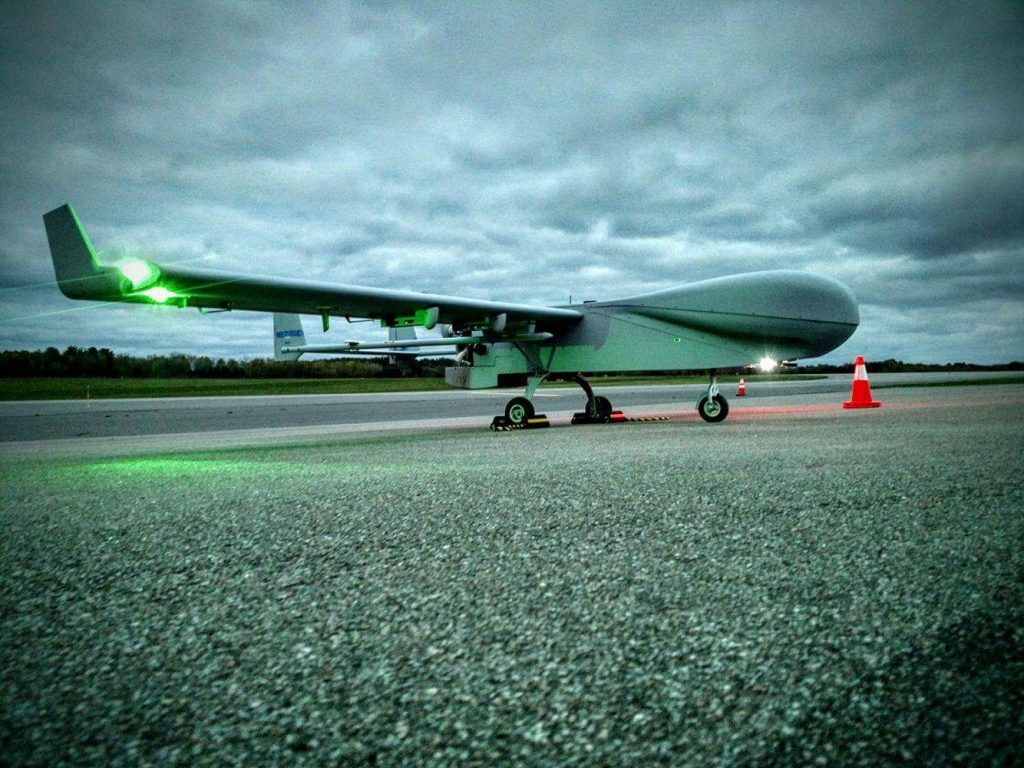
<box><xmin>571</xmin><ymin>410</ymin><xmax>627</xmax><ymax>425</ymax></box>
<box><xmin>571</xmin><ymin>411</ymin><xmax>671</xmax><ymax>425</ymax></box>
<box><xmin>490</xmin><ymin>414</ymin><xmax>550</xmax><ymax>431</ymax></box>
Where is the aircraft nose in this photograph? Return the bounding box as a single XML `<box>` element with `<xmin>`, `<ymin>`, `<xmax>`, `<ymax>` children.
<box><xmin>805</xmin><ymin>274</ymin><xmax>859</xmax><ymax>353</ymax></box>
<box><xmin>766</xmin><ymin>271</ymin><xmax>859</xmax><ymax>327</ymax></box>
<box><xmin>819</xmin><ymin>275</ymin><xmax>859</xmax><ymax>327</ymax></box>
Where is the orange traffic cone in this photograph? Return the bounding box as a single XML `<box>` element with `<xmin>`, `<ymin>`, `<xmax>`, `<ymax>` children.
<box><xmin>737</xmin><ymin>378</ymin><xmax>746</xmax><ymax>396</ymax></box>
<box><xmin>843</xmin><ymin>356</ymin><xmax>881</xmax><ymax>408</ymax></box>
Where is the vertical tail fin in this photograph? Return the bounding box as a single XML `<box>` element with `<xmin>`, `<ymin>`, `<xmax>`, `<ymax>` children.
<box><xmin>274</xmin><ymin>313</ymin><xmax>306</xmax><ymax>361</ymax></box>
<box><xmin>387</xmin><ymin>325</ymin><xmax>416</xmax><ymax>366</ymax></box>
<box><xmin>388</xmin><ymin>326</ymin><xmax>417</xmax><ymax>344</ymax></box>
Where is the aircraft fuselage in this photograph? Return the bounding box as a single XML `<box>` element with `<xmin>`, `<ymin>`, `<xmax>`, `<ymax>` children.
<box><xmin>445</xmin><ymin>271</ymin><xmax>858</xmax><ymax>388</ymax></box>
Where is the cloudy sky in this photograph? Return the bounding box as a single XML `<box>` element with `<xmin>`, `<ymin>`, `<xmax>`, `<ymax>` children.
<box><xmin>2</xmin><ymin>1</ymin><xmax>1022</xmax><ymax>363</ymax></box>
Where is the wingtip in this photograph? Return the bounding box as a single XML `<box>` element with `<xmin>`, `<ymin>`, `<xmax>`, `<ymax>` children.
<box><xmin>43</xmin><ymin>203</ymin><xmax>121</xmax><ymax>299</ymax></box>
<box><xmin>43</xmin><ymin>202</ymin><xmax>74</xmax><ymax>221</ymax></box>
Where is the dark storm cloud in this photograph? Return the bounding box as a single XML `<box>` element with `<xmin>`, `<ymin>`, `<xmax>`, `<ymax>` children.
<box><xmin>1</xmin><ymin>1</ymin><xmax>1022</xmax><ymax>362</ymax></box>
<box><xmin>811</xmin><ymin>149</ymin><xmax>1024</xmax><ymax>258</ymax></box>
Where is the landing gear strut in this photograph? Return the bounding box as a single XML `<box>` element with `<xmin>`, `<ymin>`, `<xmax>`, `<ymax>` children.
<box><xmin>560</xmin><ymin>373</ymin><xmax>609</xmax><ymax>418</ymax></box>
<box><xmin>697</xmin><ymin>371</ymin><xmax>729</xmax><ymax>423</ymax></box>
<box><xmin>566</xmin><ymin>373</ymin><xmax>619</xmax><ymax>424</ymax></box>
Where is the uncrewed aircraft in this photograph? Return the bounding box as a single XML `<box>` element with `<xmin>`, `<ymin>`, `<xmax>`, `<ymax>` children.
<box><xmin>44</xmin><ymin>204</ymin><xmax>859</xmax><ymax>425</ymax></box>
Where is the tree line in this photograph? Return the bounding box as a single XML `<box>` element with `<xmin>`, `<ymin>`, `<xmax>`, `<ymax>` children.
<box><xmin>0</xmin><ymin>346</ymin><xmax>449</xmax><ymax>379</ymax></box>
<box><xmin>797</xmin><ymin>358</ymin><xmax>1023</xmax><ymax>374</ymax></box>
<box><xmin>1</xmin><ymin>347</ymin><xmax>1020</xmax><ymax>379</ymax></box>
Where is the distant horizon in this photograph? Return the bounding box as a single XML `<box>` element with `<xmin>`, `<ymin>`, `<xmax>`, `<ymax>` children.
<box><xmin>2</xmin><ymin>343</ymin><xmax>1021</xmax><ymax>371</ymax></box>
<box><xmin>2</xmin><ymin>4</ymin><xmax>1021</xmax><ymax>363</ymax></box>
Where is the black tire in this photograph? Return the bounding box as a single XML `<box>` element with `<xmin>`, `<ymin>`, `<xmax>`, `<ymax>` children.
<box><xmin>697</xmin><ymin>394</ymin><xmax>729</xmax><ymax>423</ymax></box>
<box><xmin>594</xmin><ymin>395</ymin><xmax>613</xmax><ymax>417</ymax></box>
<box><xmin>505</xmin><ymin>397</ymin><xmax>535</xmax><ymax>425</ymax></box>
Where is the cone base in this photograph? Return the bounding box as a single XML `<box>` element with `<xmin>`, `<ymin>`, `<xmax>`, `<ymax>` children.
<box><xmin>843</xmin><ymin>401</ymin><xmax>881</xmax><ymax>408</ymax></box>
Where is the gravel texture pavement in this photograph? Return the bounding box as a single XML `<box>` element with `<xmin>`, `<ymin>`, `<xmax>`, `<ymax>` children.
<box><xmin>2</xmin><ymin>385</ymin><xmax>1022</xmax><ymax>766</ymax></box>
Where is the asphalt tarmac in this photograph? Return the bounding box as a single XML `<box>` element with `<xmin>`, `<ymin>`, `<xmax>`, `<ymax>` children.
<box><xmin>1</xmin><ymin>382</ymin><xmax>1022</xmax><ymax>766</ymax></box>
<box><xmin>1</xmin><ymin>372</ymin><xmax>1019</xmax><ymax>446</ymax></box>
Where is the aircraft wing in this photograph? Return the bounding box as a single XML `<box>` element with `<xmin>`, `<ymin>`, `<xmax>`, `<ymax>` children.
<box><xmin>44</xmin><ymin>204</ymin><xmax>582</xmax><ymax>332</ymax></box>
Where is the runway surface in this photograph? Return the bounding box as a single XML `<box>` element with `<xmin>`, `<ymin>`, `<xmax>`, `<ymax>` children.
<box><xmin>1</xmin><ymin>371</ymin><xmax>1020</xmax><ymax>450</ymax></box>
<box><xmin>1</xmin><ymin>381</ymin><xmax>1022</xmax><ymax>766</ymax></box>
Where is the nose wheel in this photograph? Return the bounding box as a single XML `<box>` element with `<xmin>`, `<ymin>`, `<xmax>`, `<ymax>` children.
<box><xmin>697</xmin><ymin>372</ymin><xmax>729</xmax><ymax>422</ymax></box>
<box><xmin>697</xmin><ymin>393</ymin><xmax>729</xmax><ymax>422</ymax></box>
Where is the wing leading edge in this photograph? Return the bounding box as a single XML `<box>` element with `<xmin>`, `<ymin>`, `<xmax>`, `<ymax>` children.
<box><xmin>44</xmin><ymin>204</ymin><xmax>582</xmax><ymax>332</ymax></box>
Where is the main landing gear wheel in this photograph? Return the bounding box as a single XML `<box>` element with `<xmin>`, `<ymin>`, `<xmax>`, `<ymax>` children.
<box><xmin>594</xmin><ymin>395</ymin><xmax>613</xmax><ymax>418</ymax></box>
<box><xmin>505</xmin><ymin>396</ymin><xmax>535</xmax><ymax>426</ymax></box>
<box><xmin>697</xmin><ymin>394</ymin><xmax>729</xmax><ymax>423</ymax></box>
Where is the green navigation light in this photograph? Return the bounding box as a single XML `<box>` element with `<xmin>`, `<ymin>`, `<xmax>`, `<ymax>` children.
<box><xmin>137</xmin><ymin>286</ymin><xmax>183</xmax><ymax>304</ymax></box>
<box><xmin>117</xmin><ymin>259</ymin><xmax>159</xmax><ymax>289</ymax></box>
